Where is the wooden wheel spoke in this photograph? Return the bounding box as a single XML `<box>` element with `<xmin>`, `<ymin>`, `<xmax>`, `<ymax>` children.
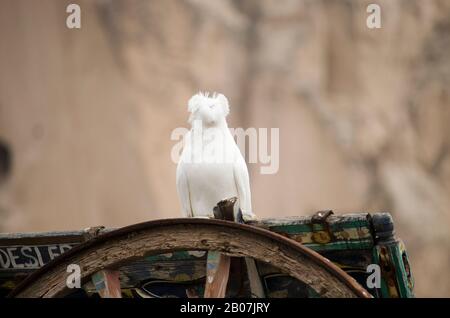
<box><xmin>204</xmin><ymin>251</ymin><xmax>230</xmax><ymax>298</ymax></box>
<box><xmin>91</xmin><ymin>269</ymin><xmax>122</xmax><ymax>298</ymax></box>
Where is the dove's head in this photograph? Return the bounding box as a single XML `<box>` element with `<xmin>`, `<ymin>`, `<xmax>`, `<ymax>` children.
<box><xmin>187</xmin><ymin>92</ymin><xmax>230</xmax><ymax>127</ymax></box>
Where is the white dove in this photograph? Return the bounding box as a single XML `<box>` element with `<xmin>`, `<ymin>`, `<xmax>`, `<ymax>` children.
<box><xmin>176</xmin><ymin>92</ymin><xmax>256</xmax><ymax>221</ymax></box>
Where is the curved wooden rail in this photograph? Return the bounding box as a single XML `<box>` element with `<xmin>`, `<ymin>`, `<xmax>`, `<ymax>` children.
<box><xmin>9</xmin><ymin>218</ymin><xmax>370</xmax><ymax>298</ymax></box>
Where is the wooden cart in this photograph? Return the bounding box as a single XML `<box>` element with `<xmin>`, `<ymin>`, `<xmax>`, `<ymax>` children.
<box><xmin>0</xmin><ymin>200</ymin><xmax>414</xmax><ymax>298</ymax></box>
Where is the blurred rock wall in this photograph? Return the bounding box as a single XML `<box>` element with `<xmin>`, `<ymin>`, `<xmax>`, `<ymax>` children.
<box><xmin>0</xmin><ymin>0</ymin><xmax>449</xmax><ymax>296</ymax></box>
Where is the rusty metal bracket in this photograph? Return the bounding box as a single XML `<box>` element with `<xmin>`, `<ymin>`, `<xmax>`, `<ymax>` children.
<box><xmin>311</xmin><ymin>210</ymin><xmax>334</xmax><ymax>223</ymax></box>
<box><xmin>311</xmin><ymin>210</ymin><xmax>334</xmax><ymax>244</ymax></box>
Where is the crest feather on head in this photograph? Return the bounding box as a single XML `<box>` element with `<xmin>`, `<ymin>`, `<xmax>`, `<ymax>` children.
<box><xmin>187</xmin><ymin>91</ymin><xmax>230</xmax><ymax>116</ymax></box>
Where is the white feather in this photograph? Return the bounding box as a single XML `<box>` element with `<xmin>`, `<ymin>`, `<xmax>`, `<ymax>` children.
<box><xmin>176</xmin><ymin>93</ymin><xmax>256</xmax><ymax>221</ymax></box>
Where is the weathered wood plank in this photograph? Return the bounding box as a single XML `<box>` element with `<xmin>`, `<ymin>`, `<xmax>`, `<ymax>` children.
<box><xmin>204</xmin><ymin>251</ymin><xmax>230</xmax><ymax>298</ymax></box>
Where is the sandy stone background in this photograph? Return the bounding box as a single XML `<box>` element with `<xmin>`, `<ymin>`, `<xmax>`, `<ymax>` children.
<box><xmin>0</xmin><ymin>0</ymin><xmax>449</xmax><ymax>297</ymax></box>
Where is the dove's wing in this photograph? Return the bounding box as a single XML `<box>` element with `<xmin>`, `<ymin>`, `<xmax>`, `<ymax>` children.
<box><xmin>176</xmin><ymin>162</ymin><xmax>193</xmax><ymax>218</ymax></box>
<box><xmin>233</xmin><ymin>151</ymin><xmax>255</xmax><ymax>220</ymax></box>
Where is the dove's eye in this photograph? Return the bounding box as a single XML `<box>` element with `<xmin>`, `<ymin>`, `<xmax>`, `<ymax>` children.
<box><xmin>209</xmin><ymin>104</ymin><xmax>215</xmax><ymax>109</ymax></box>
